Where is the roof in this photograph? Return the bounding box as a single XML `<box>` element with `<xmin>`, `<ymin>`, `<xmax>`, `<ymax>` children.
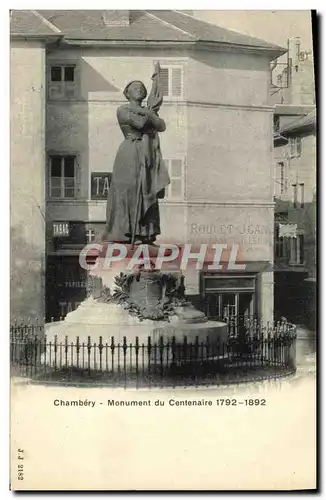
<box><xmin>10</xmin><ymin>10</ymin><xmax>62</xmax><ymax>37</ymax></box>
<box><xmin>279</xmin><ymin>109</ymin><xmax>316</xmax><ymax>135</ymax></box>
<box><xmin>28</xmin><ymin>10</ymin><xmax>285</xmax><ymax>55</ymax></box>
<box><xmin>37</xmin><ymin>10</ymin><xmax>192</xmax><ymax>42</ymax></box>
<box><xmin>149</xmin><ymin>10</ymin><xmax>285</xmax><ymax>50</ymax></box>
<box><xmin>274</xmin><ymin>104</ymin><xmax>316</xmax><ymax>116</ymax></box>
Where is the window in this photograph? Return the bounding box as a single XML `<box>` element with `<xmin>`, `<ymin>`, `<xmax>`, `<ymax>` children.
<box><xmin>275</xmin><ymin>162</ymin><xmax>288</xmax><ymax>199</ymax></box>
<box><xmin>49</xmin><ymin>155</ymin><xmax>76</xmax><ymax>199</ymax></box>
<box><xmin>275</xmin><ymin>235</ymin><xmax>283</xmax><ymax>258</ymax></box>
<box><xmin>48</xmin><ymin>64</ymin><xmax>77</xmax><ymax>100</ymax></box>
<box><xmin>292</xmin><ymin>184</ymin><xmax>298</xmax><ymax>208</ymax></box>
<box><xmin>273</xmin><ymin>115</ymin><xmax>280</xmax><ymax>133</ymax></box>
<box><xmin>289</xmin><ymin>136</ymin><xmax>302</xmax><ymax>157</ymax></box>
<box><xmin>289</xmin><ymin>235</ymin><xmax>305</xmax><ymax>265</ymax></box>
<box><xmin>299</xmin><ymin>183</ymin><xmax>305</xmax><ymax>208</ymax></box>
<box><xmin>202</xmin><ymin>274</ymin><xmax>256</xmax><ymax>322</ymax></box>
<box><xmin>160</xmin><ymin>66</ymin><xmax>183</xmax><ymax>98</ymax></box>
<box><xmin>292</xmin><ymin>183</ymin><xmax>304</xmax><ymax>209</ymax></box>
<box><xmin>275</xmin><ymin>225</ymin><xmax>288</xmax><ymax>259</ymax></box>
<box><xmin>299</xmin><ymin>234</ymin><xmax>305</xmax><ymax>264</ymax></box>
<box><xmin>275</xmin><ymin>161</ymin><xmax>285</xmax><ymax>196</ymax></box>
<box><xmin>280</xmin><ymin>162</ymin><xmax>285</xmax><ymax>194</ymax></box>
<box><xmin>164</xmin><ymin>158</ymin><xmax>185</xmax><ymax>200</ymax></box>
<box><xmin>275</xmin><ymin>233</ymin><xmax>304</xmax><ymax>265</ymax></box>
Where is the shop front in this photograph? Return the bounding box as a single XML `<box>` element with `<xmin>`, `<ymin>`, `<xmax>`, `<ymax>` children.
<box><xmin>45</xmin><ymin>220</ymin><xmax>105</xmax><ymax>321</ymax></box>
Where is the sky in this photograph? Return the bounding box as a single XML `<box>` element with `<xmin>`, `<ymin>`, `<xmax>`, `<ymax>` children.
<box><xmin>195</xmin><ymin>10</ymin><xmax>314</xmax><ymax>52</ymax></box>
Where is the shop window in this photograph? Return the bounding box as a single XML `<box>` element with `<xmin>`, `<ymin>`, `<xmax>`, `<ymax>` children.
<box><xmin>201</xmin><ymin>273</ymin><xmax>257</xmax><ymax>322</ymax></box>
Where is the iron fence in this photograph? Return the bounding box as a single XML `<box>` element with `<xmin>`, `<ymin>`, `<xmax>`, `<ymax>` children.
<box><xmin>215</xmin><ymin>315</ymin><xmax>295</xmax><ymax>339</ymax></box>
<box><xmin>10</xmin><ymin>319</ymin><xmax>297</xmax><ymax>387</ymax></box>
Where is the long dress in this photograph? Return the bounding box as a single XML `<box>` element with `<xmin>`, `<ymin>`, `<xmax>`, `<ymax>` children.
<box><xmin>102</xmin><ymin>104</ymin><xmax>170</xmax><ymax>243</ymax></box>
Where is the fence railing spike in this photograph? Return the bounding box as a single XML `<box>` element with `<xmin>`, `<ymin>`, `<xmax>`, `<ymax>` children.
<box><xmin>10</xmin><ymin>320</ymin><xmax>297</xmax><ymax>385</ymax></box>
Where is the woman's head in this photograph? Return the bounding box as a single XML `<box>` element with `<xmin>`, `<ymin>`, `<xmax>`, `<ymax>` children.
<box><xmin>123</xmin><ymin>80</ymin><xmax>147</xmax><ymax>102</ymax></box>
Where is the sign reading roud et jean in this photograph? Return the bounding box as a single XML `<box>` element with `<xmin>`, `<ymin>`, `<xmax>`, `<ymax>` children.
<box><xmin>91</xmin><ymin>172</ymin><xmax>112</xmax><ymax>200</ymax></box>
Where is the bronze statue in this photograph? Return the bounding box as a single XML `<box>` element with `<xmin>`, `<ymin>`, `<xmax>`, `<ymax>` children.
<box><xmin>102</xmin><ymin>63</ymin><xmax>170</xmax><ymax>246</ymax></box>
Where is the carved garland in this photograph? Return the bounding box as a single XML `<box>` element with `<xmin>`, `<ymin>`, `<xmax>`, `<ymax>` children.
<box><xmin>87</xmin><ymin>272</ymin><xmax>191</xmax><ymax>322</ymax></box>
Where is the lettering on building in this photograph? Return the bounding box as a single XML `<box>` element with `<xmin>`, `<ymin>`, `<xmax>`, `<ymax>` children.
<box><xmin>53</xmin><ymin>222</ymin><xmax>69</xmax><ymax>237</ymax></box>
<box><xmin>91</xmin><ymin>173</ymin><xmax>112</xmax><ymax>200</ymax></box>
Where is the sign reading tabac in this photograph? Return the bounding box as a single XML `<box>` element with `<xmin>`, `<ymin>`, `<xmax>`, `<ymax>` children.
<box><xmin>91</xmin><ymin>173</ymin><xmax>112</xmax><ymax>200</ymax></box>
<box><xmin>53</xmin><ymin>222</ymin><xmax>69</xmax><ymax>237</ymax></box>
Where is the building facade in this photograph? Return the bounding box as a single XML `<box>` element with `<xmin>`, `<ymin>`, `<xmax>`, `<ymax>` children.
<box><xmin>11</xmin><ymin>10</ymin><xmax>285</xmax><ymax>324</ymax></box>
<box><xmin>10</xmin><ymin>11</ymin><xmax>61</xmax><ymax>321</ymax></box>
<box><xmin>273</xmin><ymin>108</ymin><xmax>316</xmax><ymax>325</ymax></box>
<box><xmin>270</xmin><ymin>32</ymin><xmax>316</xmax><ymax>326</ymax></box>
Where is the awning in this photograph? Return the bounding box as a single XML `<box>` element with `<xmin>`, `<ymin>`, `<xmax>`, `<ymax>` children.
<box><xmin>279</xmin><ymin>109</ymin><xmax>316</xmax><ymax>135</ymax></box>
<box><xmin>273</xmin><ymin>133</ymin><xmax>288</xmax><ymax>146</ymax></box>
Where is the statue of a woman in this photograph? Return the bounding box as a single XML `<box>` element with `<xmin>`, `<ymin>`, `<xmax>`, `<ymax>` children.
<box><xmin>102</xmin><ymin>68</ymin><xmax>170</xmax><ymax>246</ymax></box>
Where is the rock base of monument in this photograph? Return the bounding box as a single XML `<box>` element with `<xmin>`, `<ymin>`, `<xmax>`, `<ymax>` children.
<box><xmin>43</xmin><ymin>298</ymin><xmax>228</xmax><ymax>369</ymax></box>
<box><xmin>43</xmin><ymin>248</ymin><xmax>228</xmax><ymax>369</ymax></box>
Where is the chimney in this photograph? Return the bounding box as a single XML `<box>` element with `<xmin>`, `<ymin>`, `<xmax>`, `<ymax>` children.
<box><xmin>102</xmin><ymin>10</ymin><xmax>131</xmax><ymax>26</ymax></box>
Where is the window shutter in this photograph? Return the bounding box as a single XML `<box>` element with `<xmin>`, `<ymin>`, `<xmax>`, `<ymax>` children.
<box><xmin>292</xmin><ymin>184</ymin><xmax>298</xmax><ymax>208</ymax></box>
<box><xmin>296</xmin><ymin>137</ymin><xmax>302</xmax><ymax>156</ymax></box>
<box><xmin>300</xmin><ymin>183</ymin><xmax>304</xmax><ymax>208</ymax></box>
<box><xmin>289</xmin><ymin>138</ymin><xmax>295</xmax><ymax>157</ymax></box>
<box><xmin>171</xmin><ymin>67</ymin><xmax>182</xmax><ymax>97</ymax></box>
<box><xmin>299</xmin><ymin>235</ymin><xmax>304</xmax><ymax>264</ymax></box>
<box><xmin>160</xmin><ymin>68</ymin><xmax>169</xmax><ymax>96</ymax></box>
<box><xmin>75</xmin><ymin>157</ymin><xmax>82</xmax><ymax>199</ymax></box>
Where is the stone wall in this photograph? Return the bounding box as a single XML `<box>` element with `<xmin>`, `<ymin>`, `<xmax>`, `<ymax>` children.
<box><xmin>10</xmin><ymin>39</ymin><xmax>46</xmax><ymax>320</ymax></box>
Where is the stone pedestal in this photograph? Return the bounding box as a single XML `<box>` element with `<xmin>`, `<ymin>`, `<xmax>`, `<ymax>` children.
<box><xmin>44</xmin><ymin>244</ymin><xmax>228</xmax><ymax>368</ymax></box>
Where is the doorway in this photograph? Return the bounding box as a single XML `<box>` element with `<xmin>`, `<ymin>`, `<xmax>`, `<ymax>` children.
<box><xmin>205</xmin><ymin>291</ymin><xmax>254</xmax><ymax>337</ymax></box>
<box><xmin>46</xmin><ymin>256</ymin><xmax>87</xmax><ymax>321</ymax></box>
<box><xmin>205</xmin><ymin>291</ymin><xmax>254</xmax><ymax>320</ymax></box>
